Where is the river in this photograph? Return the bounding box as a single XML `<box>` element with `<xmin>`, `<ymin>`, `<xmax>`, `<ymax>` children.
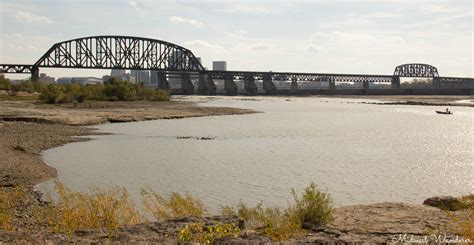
<box><xmin>38</xmin><ymin>96</ymin><xmax>474</xmax><ymax>212</ymax></box>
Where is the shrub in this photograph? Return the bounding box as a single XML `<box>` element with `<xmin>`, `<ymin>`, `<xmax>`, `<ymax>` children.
<box><xmin>290</xmin><ymin>182</ymin><xmax>334</xmax><ymax>227</ymax></box>
<box><xmin>0</xmin><ymin>75</ymin><xmax>11</xmax><ymax>91</ymax></box>
<box><xmin>18</xmin><ymin>80</ymin><xmax>35</xmax><ymax>93</ymax></box>
<box><xmin>222</xmin><ymin>202</ymin><xmax>304</xmax><ymax>241</ymax></box>
<box><xmin>140</xmin><ymin>189</ymin><xmax>206</xmax><ymax>220</ymax></box>
<box><xmin>40</xmin><ymin>84</ymin><xmax>65</xmax><ymax>103</ymax></box>
<box><xmin>35</xmin><ymin>181</ymin><xmax>142</xmax><ymax>237</ymax></box>
<box><xmin>103</xmin><ymin>78</ymin><xmax>137</xmax><ymax>101</ymax></box>
<box><xmin>221</xmin><ymin>182</ymin><xmax>333</xmax><ymax>241</ymax></box>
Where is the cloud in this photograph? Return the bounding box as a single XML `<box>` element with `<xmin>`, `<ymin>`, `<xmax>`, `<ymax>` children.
<box><xmin>249</xmin><ymin>42</ymin><xmax>273</xmax><ymax>50</ymax></box>
<box><xmin>221</xmin><ymin>4</ymin><xmax>276</xmax><ymax>14</ymax></box>
<box><xmin>14</xmin><ymin>11</ymin><xmax>53</xmax><ymax>24</ymax></box>
<box><xmin>129</xmin><ymin>1</ymin><xmax>137</xmax><ymax>6</ymax></box>
<box><xmin>169</xmin><ymin>16</ymin><xmax>205</xmax><ymax>28</ymax></box>
<box><xmin>183</xmin><ymin>40</ymin><xmax>224</xmax><ymax>50</ymax></box>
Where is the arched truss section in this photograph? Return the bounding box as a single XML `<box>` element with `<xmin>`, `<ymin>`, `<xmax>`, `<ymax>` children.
<box><xmin>393</xmin><ymin>63</ymin><xmax>439</xmax><ymax>77</ymax></box>
<box><xmin>34</xmin><ymin>36</ymin><xmax>205</xmax><ymax>72</ymax></box>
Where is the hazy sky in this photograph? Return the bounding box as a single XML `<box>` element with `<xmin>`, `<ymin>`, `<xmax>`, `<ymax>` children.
<box><xmin>1</xmin><ymin>0</ymin><xmax>473</xmax><ymax>79</ymax></box>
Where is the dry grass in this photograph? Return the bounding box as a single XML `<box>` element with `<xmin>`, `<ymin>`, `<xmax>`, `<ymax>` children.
<box><xmin>35</xmin><ymin>182</ymin><xmax>143</xmax><ymax>237</ymax></box>
<box><xmin>0</xmin><ymin>186</ymin><xmax>28</xmax><ymax>231</ymax></box>
<box><xmin>0</xmin><ymin>92</ymin><xmax>39</xmax><ymax>101</ymax></box>
<box><xmin>449</xmin><ymin>195</ymin><xmax>474</xmax><ymax>241</ymax></box>
<box><xmin>140</xmin><ymin>188</ymin><xmax>206</xmax><ymax>220</ymax></box>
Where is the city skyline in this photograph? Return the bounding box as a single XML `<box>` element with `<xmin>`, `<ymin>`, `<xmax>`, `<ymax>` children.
<box><xmin>1</xmin><ymin>0</ymin><xmax>473</xmax><ymax>79</ymax></box>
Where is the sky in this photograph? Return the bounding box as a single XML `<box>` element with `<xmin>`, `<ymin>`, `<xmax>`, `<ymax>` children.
<box><xmin>0</xmin><ymin>0</ymin><xmax>473</xmax><ymax>79</ymax></box>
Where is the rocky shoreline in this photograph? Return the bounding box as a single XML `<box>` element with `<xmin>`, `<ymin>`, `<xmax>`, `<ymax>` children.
<box><xmin>0</xmin><ymin>98</ymin><xmax>472</xmax><ymax>244</ymax></box>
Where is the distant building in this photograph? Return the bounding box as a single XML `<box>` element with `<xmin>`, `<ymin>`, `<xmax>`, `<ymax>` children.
<box><xmin>131</xmin><ymin>70</ymin><xmax>150</xmax><ymax>84</ymax></box>
<box><xmin>212</xmin><ymin>61</ymin><xmax>227</xmax><ymax>71</ymax></box>
<box><xmin>38</xmin><ymin>73</ymin><xmax>55</xmax><ymax>84</ymax></box>
<box><xmin>111</xmin><ymin>69</ymin><xmax>126</xmax><ymax>78</ymax></box>
<box><xmin>57</xmin><ymin>77</ymin><xmax>102</xmax><ymax>85</ymax></box>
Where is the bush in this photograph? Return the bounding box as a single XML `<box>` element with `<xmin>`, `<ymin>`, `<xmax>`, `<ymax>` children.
<box><xmin>290</xmin><ymin>182</ymin><xmax>334</xmax><ymax>227</ymax></box>
<box><xmin>0</xmin><ymin>75</ymin><xmax>11</xmax><ymax>91</ymax></box>
<box><xmin>140</xmin><ymin>189</ymin><xmax>206</xmax><ymax>220</ymax></box>
<box><xmin>221</xmin><ymin>182</ymin><xmax>333</xmax><ymax>241</ymax></box>
<box><xmin>103</xmin><ymin>78</ymin><xmax>137</xmax><ymax>101</ymax></box>
<box><xmin>18</xmin><ymin>80</ymin><xmax>35</xmax><ymax>93</ymax></box>
<box><xmin>40</xmin><ymin>84</ymin><xmax>65</xmax><ymax>104</ymax></box>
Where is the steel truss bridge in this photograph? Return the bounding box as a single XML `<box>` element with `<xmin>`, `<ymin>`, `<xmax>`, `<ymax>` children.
<box><xmin>1</xmin><ymin>36</ymin><xmax>472</xmax><ymax>95</ymax></box>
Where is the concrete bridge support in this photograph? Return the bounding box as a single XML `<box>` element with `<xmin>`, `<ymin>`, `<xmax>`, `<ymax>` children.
<box><xmin>263</xmin><ymin>74</ymin><xmax>276</xmax><ymax>94</ymax></box>
<box><xmin>290</xmin><ymin>78</ymin><xmax>298</xmax><ymax>92</ymax></box>
<box><xmin>391</xmin><ymin>76</ymin><xmax>401</xmax><ymax>89</ymax></box>
<box><xmin>224</xmin><ymin>76</ymin><xmax>238</xmax><ymax>95</ymax></box>
<box><xmin>157</xmin><ymin>71</ymin><xmax>170</xmax><ymax>90</ymax></box>
<box><xmin>328</xmin><ymin>80</ymin><xmax>336</xmax><ymax>90</ymax></box>
<box><xmin>198</xmin><ymin>73</ymin><xmax>216</xmax><ymax>95</ymax></box>
<box><xmin>362</xmin><ymin>81</ymin><xmax>370</xmax><ymax>90</ymax></box>
<box><xmin>31</xmin><ymin>67</ymin><xmax>39</xmax><ymax>82</ymax></box>
<box><xmin>244</xmin><ymin>75</ymin><xmax>258</xmax><ymax>95</ymax></box>
<box><xmin>180</xmin><ymin>73</ymin><xmax>194</xmax><ymax>94</ymax></box>
<box><xmin>432</xmin><ymin>77</ymin><xmax>441</xmax><ymax>89</ymax></box>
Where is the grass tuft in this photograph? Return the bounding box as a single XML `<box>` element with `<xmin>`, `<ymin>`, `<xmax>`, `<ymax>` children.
<box><xmin>140</xmin><ymin>188</ymin><xmax>206</xmax><ymax>220</ymax></box>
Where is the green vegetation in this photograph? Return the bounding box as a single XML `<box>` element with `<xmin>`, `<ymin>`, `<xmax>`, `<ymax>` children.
<box><xmin>0</xmin><ymin>74</ymin><xmax>11</xmax><ymax>91</ymax></box>
<box><xmin>0</xmin><ymin>75</ymin><xmax>170</xmax><ymax>103</ymax></box>
<box><xmin>178</xmin><ymin>222</ymin><xmax>240</xmax><ymax>243</ymax></box>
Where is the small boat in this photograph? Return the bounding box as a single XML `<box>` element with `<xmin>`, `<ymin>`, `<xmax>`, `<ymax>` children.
<box><xmin>436</xmin><ymin>111</ymin><xmax>452</xmax><ymax>115</ymax></box>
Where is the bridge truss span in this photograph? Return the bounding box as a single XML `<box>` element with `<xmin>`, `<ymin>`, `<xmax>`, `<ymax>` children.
<box><xmin>34</xmin><ymin>36</ymin><xmax>205</xmax><ymax>72</ymax></box>
<box><xmin>207</xmin><ymin>70</ymin><xmax>394</xmax><ymax>83</ymax></box>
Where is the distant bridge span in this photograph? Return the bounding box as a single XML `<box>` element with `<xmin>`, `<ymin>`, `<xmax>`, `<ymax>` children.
<box><xmin>1</xmin><ymin>35</ymin><xmax>472</xmax><ymax>95</ymax></box>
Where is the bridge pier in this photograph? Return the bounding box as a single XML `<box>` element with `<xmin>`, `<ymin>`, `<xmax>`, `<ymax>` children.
<box><xmin>391</xmin><ymin>76</ymin><xmax>401</xmax><ymax>89</ymax></box>
<box><xmin>244</xmin><ymin>75</ymin><xmax>258</xmax><ymax>95</ymax></box>
<box><xmin>328</xmin><ymin>79</ymin><xmax>336</xmax><ymax>90</ymax></box>
<box><xmin>362</xmin><ymin>81</ymin><xmax>370</xmax><ymax>90</ymax></box>
<box><xmin>31</xmin><ymin>66</ymin><xmax>39</xmax><ymax>82</ymax></box>
<box><xmin>157</xmin><ymin>71</ymin><xmax>170</xmax><ymax>90</ymax></box>
<box><xmin>224</xmin><ymin>75</ymin><xmax>237</xmax><ymax>95</ymax></box>
<box><xmin>180</xmin><ymin>73</ymin><xmax>194</xmax><ymax>94</ymax></box>
<box><xmin>290</xmin><ymin>78</ymin><xmax>298</xmax><ymax>92</ymax></box>
<box><xmin>198</xmin><ymin>73</ymin><xmax>216</xmax><ymax>95</ymax></box>
<box><xmin>263</xmin><ymin>74</ymin><xmax>276</xmax><ymax>94</ymax></box>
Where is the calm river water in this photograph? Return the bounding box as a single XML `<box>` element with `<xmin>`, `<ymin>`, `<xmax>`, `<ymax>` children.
<box><xmin>38</xmin><ymin>96</ymin><xmax>473</xmax><ymax>212</ymax></box>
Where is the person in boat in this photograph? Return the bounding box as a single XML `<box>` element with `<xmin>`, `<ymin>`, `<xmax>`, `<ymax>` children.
<box><xmin>446</xmin><ymin>108</ymin><xmax>449</xmax><ymax>113</ymax></box>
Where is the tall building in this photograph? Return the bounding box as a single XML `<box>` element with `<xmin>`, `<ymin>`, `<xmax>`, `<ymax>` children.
<box><xmin>212</xmin><ymin>61</ymin><xmax>227</xmax><ymax>71</ymax></box>
<box><xmin>111</xmin><ymin>69</ymin><xmax>126</xmax><ymax>78</ymax></box>
<box><xmin>38</xmin><ymin>73</ymin><xmax>55</xmax><ymax>84</ymax></box>
<box><xmin>131</xmin><ymin>70</ymin><xmax>150</xmax><ymax>84</ymax></box>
